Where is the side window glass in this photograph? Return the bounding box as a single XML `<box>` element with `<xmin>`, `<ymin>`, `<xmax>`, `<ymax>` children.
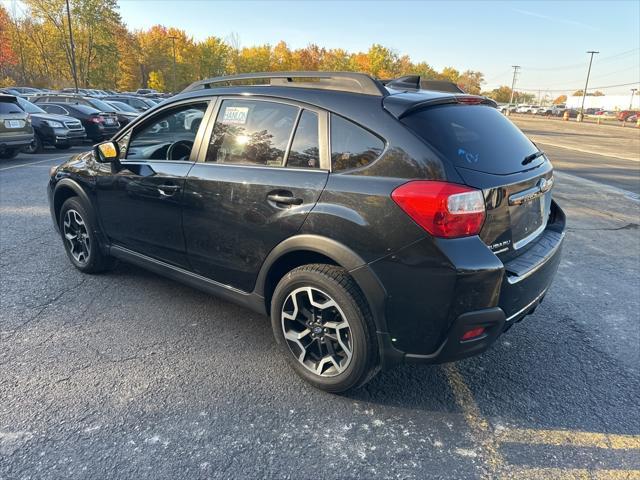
<box><xmin>45</xmin><ymin>105</ymin><xmax>62</xmax><ymax>114</ymax></box>
<box><xmin>330</xmin><ymin>114</ymin><xmax>384</xmax><ymax>171</ymax></box>
<box><xmin>206</xmin><ymin>100</ymin><xmax>298</xmax><ymax>167</ymax></box>
<box><xmin>286</xmin><ymin>110</ymin><xmax>320</xmax><ymax>169</ymax></box>
<box><xmin>126</xmin><ymin>102</ymin><xmax>207</xmax><ymax>161</ymax></box>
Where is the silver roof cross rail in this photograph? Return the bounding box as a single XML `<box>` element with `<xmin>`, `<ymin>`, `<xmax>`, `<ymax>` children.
<box><xmin>182</xmin><ymin>71</ymin><xmax>388</xmax><ymax>97</ymax></box>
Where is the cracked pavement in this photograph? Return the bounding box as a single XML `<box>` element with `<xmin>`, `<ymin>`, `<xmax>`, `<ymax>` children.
<box><xmin>1</xmin><ymin>134</ymin><xmax>639</xmax><ymax>479</ymax></box>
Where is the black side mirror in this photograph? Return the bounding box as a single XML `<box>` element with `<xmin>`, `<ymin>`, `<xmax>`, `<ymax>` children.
<box><xmin>94</xmin><ymin>141</ymin><xmax>119</xmax><ymax>163</ymax></box>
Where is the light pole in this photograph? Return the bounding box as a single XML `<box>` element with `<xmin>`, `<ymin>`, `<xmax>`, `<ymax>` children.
<box><xmin>507</xmin><ymin>65</ymin><xmax>520</xmax><ymax>115</ymax></box>
<box><xmin>168</xmin><ymin>35</ymin><xmax>178</xmax><ymax>93</ymax></box>
<box><xmin>579</xmin><ymin>50</ymin><xmax>599</xmax><ymax>121</ymax></box>
<box><xmin>630</xmin><ymin>88</ymin><xmax>637</xmax><ymax>109</ymax></box>
<box><xmin>65</xmin><ymin>0</ymin><xmax>79</xmax><ymax>92</ymax></box>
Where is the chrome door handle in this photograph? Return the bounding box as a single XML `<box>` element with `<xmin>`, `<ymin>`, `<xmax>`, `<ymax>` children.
<box><xmin>158</xmin><ymin>184</ymin><xmax>180</xmax><ymax>196</ymax></box>
<box><xmin>267</xmin><ymin>193</ymin><xmax>303</xmax><ymax>205</ymax></box>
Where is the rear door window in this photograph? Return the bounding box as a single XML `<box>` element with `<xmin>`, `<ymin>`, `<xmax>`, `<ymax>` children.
<box><xmin>330</xmin><ymin>114</ymin><xmax>384</xmax><ymax>171</ymax></box>
<box><xmin>286</xmin><ymin>110</ymin><xmax>320</xmax><ymax>169</ymax></box>
<box><xmin>206</xmin><ymin>99</ymin><xmax>298</xmax><ymax>167</ymax></box>
<box><xmin>401</xmin><ymin>104</ymin><xmax>541</xmax><ymax>175</ymax></box>
<box><xmin>41</xmin><ymin>104</ymin><xmax>64</xmax><ymax>114</ymax></box>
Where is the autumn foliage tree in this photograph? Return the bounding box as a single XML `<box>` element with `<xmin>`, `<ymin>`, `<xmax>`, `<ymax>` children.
<box><xmin>1</xmin><ymin>1</ymin><xmax>488</xmax><ymax>92</ymax></box>
<box><xmin>0</xmin><ymin>5</ymin><xmax>18</xmax><ymax>86</ymax></box>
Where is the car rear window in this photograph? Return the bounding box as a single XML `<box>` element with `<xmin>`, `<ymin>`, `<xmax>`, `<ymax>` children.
<box><xmin>87</xmin><ymin>98</ymin><xmax>115</xmax><ymax>112</ymax></box>
<box><xmin>0</xmin><ymin>101</ymin><xmax>23</xmax><ymax>114</ymax></box>
<box><xmin>401</xmin><ymin>104</ymin><xmax>542</xmax><ymax>175</ymax></box>
<box><xmin>68</xmin><ymin>104</ymin><xmax>101</xmax><ymax>115</ymax></box>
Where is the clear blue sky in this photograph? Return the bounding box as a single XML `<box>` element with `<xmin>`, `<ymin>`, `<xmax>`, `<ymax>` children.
<box><xmin>6</xmin><ymin>0</ymin><xmax>639</xmax><ymax>95</ymax></box>
<box><xmin>115</xmin><ymin>0</ymin><xmax>639</xmax><ymax>96</ymax></box>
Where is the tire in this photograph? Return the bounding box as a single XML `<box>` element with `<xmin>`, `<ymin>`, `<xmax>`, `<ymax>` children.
<box><xmin>54</xmin><ymin>144</ymin><xmax>72</xmax><ymax>150</ymax></box>
<box><xmin>59</xmin><ymin>197</ymin><xmax>114</xmax><ymax>273</ymax></box>
<box><xmin>270</xmin><ymin>264</ymin><xmax>379</xmax><ymax>393</ymax></box>
<box><xmin>0</xmin><ymin>148</ymin><xmax>20</xmax><ymax>159</ymax></box>
<box><xmin>23</xmin><ymin>133</ymin><xmax>44</xmax><ymax>154</ymax></box>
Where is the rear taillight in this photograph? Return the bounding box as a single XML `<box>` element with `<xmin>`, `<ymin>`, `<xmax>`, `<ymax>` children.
<box><xmin>391</xmin><ymin>181</ymin><xmax>486</xmax><ymax>238</ymax></box>
<box><xmin>461</xmin><ymin>327</ymin><xmax>486</xmax><ymax>341</ymax></box>
<box><xmin>90</xmin><ymin>116</ymin><xmax>103</xmax><ymax>124</ymax></box>
<box><xmin>456</xmin><ymin>96</ymin><xmax>484</xmax><ymax>105</ymax></box>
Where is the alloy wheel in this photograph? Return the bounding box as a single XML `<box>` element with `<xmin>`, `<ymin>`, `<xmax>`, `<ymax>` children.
<box><xmin>281</xmin><ymin>286</ymin><xmax>353</xmax><ymax>377</ymax></box>
<box><xmin>63</xmin><ymin>209</ymin><xmax>90</xmax><ymax>264</ymax></box>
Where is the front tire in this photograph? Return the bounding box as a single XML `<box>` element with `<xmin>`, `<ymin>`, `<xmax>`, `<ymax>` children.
<box><xmin>271</xmin><ymin>264</ymin><xmax>379</xmax><ymax>393</ymax></box>
<box><xmin>59</xmin><ymin>197</ymin><xmax>114</xmax><ymax>273</ymax></box>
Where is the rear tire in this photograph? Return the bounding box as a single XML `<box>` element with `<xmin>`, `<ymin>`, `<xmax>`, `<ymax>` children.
<box><xmin>59</xmin><ymin>197</ymin><xmax>114</xmax><ymax>273</ymax></box>
<box><xmin>23</xmin><ymin>134</ymin><xmax>44</xmax><ymax>154</ymax></box>
<box><xmin>0</xmin><ymin>148</ymin><xmax>20</xmax><ymax>159</ymax></box>
<box><xmin>270</xmin><ymin>264</ymin><xmax>379</xmax><ymax>393</ymax></box>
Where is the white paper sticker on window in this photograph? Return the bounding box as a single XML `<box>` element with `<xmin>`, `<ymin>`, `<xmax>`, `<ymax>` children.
<box><xmin>221</xmin><ymin>106</ymin><xmax>249</xmax><ymax>125</ymax></box>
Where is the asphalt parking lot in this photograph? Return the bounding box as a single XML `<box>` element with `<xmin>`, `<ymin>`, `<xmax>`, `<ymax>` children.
<box><xmin>1</xmin><ymin>120</ymin><xmax>639</xmax><ymax>479</ymax></box>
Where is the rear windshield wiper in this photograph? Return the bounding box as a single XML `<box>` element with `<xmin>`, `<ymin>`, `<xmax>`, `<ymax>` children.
<box><xmin>522</xmin><ymin>150</ymin><xmax>545</xmax><ymax>165</ymax></box>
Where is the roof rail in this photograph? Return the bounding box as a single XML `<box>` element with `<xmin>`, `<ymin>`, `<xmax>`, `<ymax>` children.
<box><xmin>385</xmin><ymin>75</ymin><xmax>465</xmax><ymax>94</ymax></box>
<box><xmin>182</xmin><ymin>71</ymin><xmax>388</xmax><ymax>97</ymax></box>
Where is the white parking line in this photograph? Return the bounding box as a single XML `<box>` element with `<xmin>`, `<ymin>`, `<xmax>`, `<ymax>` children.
<box><xmin>0</xmin><ymin>155</ymin><xmax>71</xmax><ymax>172</ymax></box>
<box><xmin>534</xmin><ymin>140</ymin><xmax>640</xmax><ymax>163</ymax></box>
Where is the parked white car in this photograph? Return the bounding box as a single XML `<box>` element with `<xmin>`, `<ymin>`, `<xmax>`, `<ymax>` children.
<box><xmin>516</xmin><ymin>105</ymin><xmax>539</xmax><ymax>114</ymax></box>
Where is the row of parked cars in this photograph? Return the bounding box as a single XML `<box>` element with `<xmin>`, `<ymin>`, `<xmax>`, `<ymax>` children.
<box><xmin>0</xmin><ymin>86</ymin><xmax>170</xmax><ymax>157</ymax></box>
<box><xmin>498</xmin><ymin>103</ymin><xmax>638</xmax><ymax>121</ymax></box>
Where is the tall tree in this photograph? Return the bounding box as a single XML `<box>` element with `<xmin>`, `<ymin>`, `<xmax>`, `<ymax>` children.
<box><xmin>483</xmin><ymin>86</ymin><xmax>513</xmax><ymax>103</ymax></box>
<box><xmin>457</xmin><ymin>70</ymin><xmax>484</xmax><ymax>94</ymax></box>
<box><xmin>553</xmin><ymin>95</ymin><xmax>567</xmax><ymax>105</ymax></box>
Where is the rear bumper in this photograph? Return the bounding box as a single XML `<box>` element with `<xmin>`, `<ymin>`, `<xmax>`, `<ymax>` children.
<box><xmin>0</xmin><ymin>132</ymin><xmax>34</xmax><ymax>148</ymax></box>
<box><xmin>369</xmin><ymin>200</ymin><xmax>566</xmax><ymax>367</ymax></box>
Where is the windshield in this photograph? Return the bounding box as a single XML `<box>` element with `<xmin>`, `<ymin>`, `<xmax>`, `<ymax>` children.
<box><xmin>16</xmin><ymin>96</ymin><xmax>46</xmax><ymax>114</ymax></box>
<box><xmin>401</xmin><ymin>104</ymin><xmax>542</xmax><ymax>175</ymax></box>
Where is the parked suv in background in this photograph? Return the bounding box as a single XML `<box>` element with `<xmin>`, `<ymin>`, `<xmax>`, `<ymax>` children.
<box><xmin>33</xmin><ymin>94</ymin><xmax>120</xmax><ymax>126</ymax></box>
<box><xmin>0</xmin><ymin>94</ymin><xmax>34</xmax><ymax>158</ymax></box>
<box><xmin>103</xmin><ymin>95</ymin><xmax>154</xmax><ymax>112</ymax></box>
<box><xmin>48</xmin><ymin>72</ymin><xmax>565</xmax><ymax>392</ymax></box>
<box><xmin>16</xmin><ymin>97</ymin><xmax>86</xmax><ymax>153</ymax></box>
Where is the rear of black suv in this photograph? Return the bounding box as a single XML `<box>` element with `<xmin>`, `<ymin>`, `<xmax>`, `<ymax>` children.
<box><xmin>47</xmin><ymin>72</ymin><xmax>565</xmax><ymax>393</ymax></box>
<box><xmin>367</xmin><ymin>95</ymin><xmax>565</xmax><ymax>365</ymax></box>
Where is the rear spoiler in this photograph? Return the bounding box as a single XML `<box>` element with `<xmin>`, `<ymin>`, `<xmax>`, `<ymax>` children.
<box><xmin>384</xmin><ymin>76</ymin><xmax>465</xmax><ymax>93</ymax></box>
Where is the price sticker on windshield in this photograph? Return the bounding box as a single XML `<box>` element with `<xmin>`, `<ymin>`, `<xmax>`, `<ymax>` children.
<box><xmin>221</xmin><ymin>106</ymin><xmax>249</xmax><ymax>125</ymax></box>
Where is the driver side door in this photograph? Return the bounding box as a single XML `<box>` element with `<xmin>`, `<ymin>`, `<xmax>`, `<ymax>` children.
<box><xmin>95</xmin><ymin>100</ymin><xmax>211</xmax><ymax>268</ymax></box>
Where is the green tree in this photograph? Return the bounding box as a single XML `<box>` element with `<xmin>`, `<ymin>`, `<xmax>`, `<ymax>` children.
<box><xmin>457</xmin><ymin>70</ymin><xmax>484</xmax><ymax>94</ymax></box>
<box><xmin>439</xmin><ymin>66</ymin><xmax>460</xmax><ymax>83</ymax></box>
<box><xmin>271</xmin><ymin>41</ymin><xmax>292</xmax><ymax>71</ymax></box>
<box><xmin>147</xmin><ymin>70</ymin><xmax>165</xmax><ymax>90</ymax></box>
<box><xmin>483</xmin><ymin>86</ymin><xmax>513</xmax><ymax>103</ymax></box>
<box><xmin>366</xmin><ymin>44</ymin><xmax>398</xmax><ymax>78</ymax></box>
<box><xmin>322</xmin><ymin>49</ymin><xmax>352</xmax><ymax>71</ymax></box>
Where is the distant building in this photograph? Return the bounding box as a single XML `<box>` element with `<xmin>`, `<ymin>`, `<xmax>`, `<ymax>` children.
<box><xmin>565</xmin><ymin>94</ymin><xmax>639</xmax><ymax>111</ymax></box>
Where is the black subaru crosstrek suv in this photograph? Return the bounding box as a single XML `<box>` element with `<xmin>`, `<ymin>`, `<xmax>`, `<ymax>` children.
<box><xmin>47</xmin><ymin>72</ymin><xmax>565</xmax><ymax>392</ymax></box>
